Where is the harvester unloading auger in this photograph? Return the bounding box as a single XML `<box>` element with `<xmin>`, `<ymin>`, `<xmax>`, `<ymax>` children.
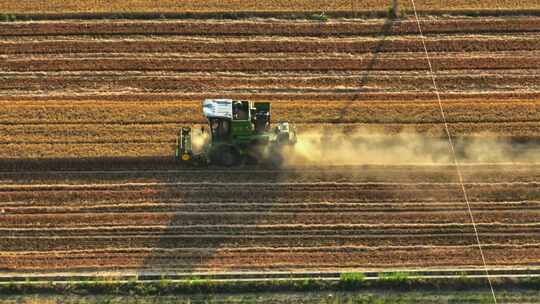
<box><xmin>175</xmin><ymin>99</ymin><xmax>297</xmax><ymax>167</ymax></box>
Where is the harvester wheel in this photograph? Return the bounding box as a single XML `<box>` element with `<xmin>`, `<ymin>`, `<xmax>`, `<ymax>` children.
<box><xmin>267</xmin><ymin>146</ymin><xmax>284</xmax><ymax>168</ymax></box>
<box><xmin>212</xmin><ymin>146</ymin><xmax>241</xmax><ymax>167</ymax></box>
<box><xmin>269</xmin><ymin>153</ymin><xmax>284</xmax><ymax>168</ymax></box>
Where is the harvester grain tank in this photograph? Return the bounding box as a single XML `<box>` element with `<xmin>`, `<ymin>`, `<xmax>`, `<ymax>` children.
<box><xmin>176</xmin><ymin>99</ymin><xmax>296</xmax><ymax>166</ymax></box>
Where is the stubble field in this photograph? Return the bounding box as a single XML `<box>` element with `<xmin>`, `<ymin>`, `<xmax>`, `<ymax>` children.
<box><xmin>1</xmin><ymin>0</ymin><xmax>540</xmax><ymax>14</ymax></box>
<box><xmin>1</xmin><ymin>165</ymin><xmax>539</xmax><ymax>272</ymax></box>
<box><xmin>0</xmin><ymin>13</ymin><xmax>539</xmax><ymax>276</ymax></box>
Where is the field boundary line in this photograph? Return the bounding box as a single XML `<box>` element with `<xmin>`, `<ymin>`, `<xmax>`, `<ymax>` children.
<box><xmin>0</xmin><ymin>267</ymin><xmax>539</xmax><ymax>284</ymax></box>
<box><xmin>0</xmin><ymin>181</ymin><xmax>539</xmax><ymax>190</ymax></box>
<box><xmin>409</xmin><ymin>0</ymin><xmax>497</xmax><ymax>303</ymax></box>
<box><xmin>4</xmin><ymin>9</ymin><xmax>540</xmax><ymax>21</ymax></box>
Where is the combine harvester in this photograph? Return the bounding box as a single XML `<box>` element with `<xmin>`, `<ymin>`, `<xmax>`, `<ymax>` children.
<box><xmin>176</xmin><ymin>99</ymin><xmax>296</xmax><ymax>166</ymax></box>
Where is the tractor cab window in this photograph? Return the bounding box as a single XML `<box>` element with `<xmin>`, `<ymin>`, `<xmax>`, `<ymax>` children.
<box><xmin>253</xmin><ymin>102</ymin><xmax>271</xmax><ymax>133</ymax></box>
<box><xmin>233</xmin><ymin>101</ymin><xmax>249</xmax><ymax>121</ymax></box>
<box><xmin>209</xmin><ymin>118</ymin><xmax>230</xmax><ymax>141</ymax></box>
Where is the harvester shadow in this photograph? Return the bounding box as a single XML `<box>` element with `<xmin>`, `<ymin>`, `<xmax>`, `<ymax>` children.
<box><xmin>3</xmin><ymin>157</ymin><xmax>537</xmax><ymax>276</ymax></box>
<box><xmin>0</xmin><ymin>156</ymin><xmax>175</xmax><ymax>172</ymax></box>
<box><xmin>0</xmin><ymin>157</ymin><xmax>287</xmax><ymax>275</ymax></box>
<box><xmin>139</xmin><ymin>165</ymin><xmax>289</xmax><ymax>276</ymax></box>
<box><xmin>336</xmin><ymin>18</ymin><xmax>395</xmax><ymax>123</ymax></box>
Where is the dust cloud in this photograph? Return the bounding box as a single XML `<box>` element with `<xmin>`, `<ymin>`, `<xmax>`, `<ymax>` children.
<box><xmin>191</xmin><ymin>126</ymin><xmax>209</xmax><ymax>152</ymax></box>
<box><xmin>283</xmin><ymin>129</ymin><xmax>540</xmax><ymax>166</ymax></box>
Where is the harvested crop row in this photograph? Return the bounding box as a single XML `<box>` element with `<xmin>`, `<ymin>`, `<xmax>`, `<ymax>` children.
<box><xmin>2</xmin><ymin>200</ymin><xmax>537</xmax><ymax>215</ymax></box>
<box><xmin>3</xmin><ymin>137</ymin><xmax>539</xmax><ymax>160</ymax></box>
<box><xmin>4</xmin><ymin>36</ymin><xmax>540</xmax><ymax>54</ymax></box>
<box><xmin>1</xmin><ymin>164</ymin><xmax>538</xmax><ymax>184</ymax></box>
<box><xmin>4</xmin><ymin>181</ymin><xmax>530</xmax><ymax>192</ymax></box>
<box><xmin>0</xmin><ymin>181</ymin><xmax>537</xmax><ymax>203</ymax></box>
<box><xmin>0</xmin><ymin>122</ymin><xmax>539</xmax><ymax>144</ymax></box>
<box><xmin>0</xmin><ymin>143</ymin><xmax>170</xmax><ymax>158</ymax></box>
<box><xmin>1</xmin><ymin>0</ymin><xmax>538</xmax><ymax>14</ymax></box>
<box><xmin>0</xmin><ymin>124</ymin><xmax>179</xmax><ymax>144</ymax></box>
<box><xmin>2</xmin><ymin>232</ymin><xmax>538</xmax><ymax>252</ymax></box>
<box><xmin>4</xmin><ymin>222</ymin><xmax>537</xmax><ymax>237</ymax></box>
<box><xmin>0</xmin><ymin>156</ymin><xmax>177</xmax><ymax>172</ymax></box>
<box><xmin>2</xmin><ymin>18</ymin><xmax>540</xmax><ymax>37</ymax></box>
<box><xmin>2</xmin><ymin>245</ymin><xmax>538</xmax><ymax>271</ymax></box>
<box><xmin>3</xmin><ymin>91</ymin><xmax>539</xmax><ymax>102</ymax></box>
<box><xmin>0</xmin><ymin>0</ymin><xmax>364</xmax><ymax>14</ymax></box>
<box><xmin>1</xmin><ymin>136</ymin><xmax>539</xmax><ymax>159</ymax></box>
<box><xmin>1</xmin><ymin>208</ymin><xmax>538</xmax><ymax>228</ymax></box>
<box><xmin>2</xmin><ymin>53</ymin><xmax>539</xmax><ymax>71</ymax></box>
<box><xmin>2</xmin><ymin>72</ymin><xmax>538</xmax><ymax>92</ymax></box>
<box><xmin>1</xmin><ymin>183</ymin><xmax>538</xmax><ymax>204</ymax></box>
<box><xmin>1</xmin><ymin>101</ymin><xmax>537</xmax><ymax>124</ymax></box>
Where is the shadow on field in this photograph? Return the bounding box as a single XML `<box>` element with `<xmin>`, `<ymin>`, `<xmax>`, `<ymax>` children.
<box><xmin>0</xmin><ymin>156</ymin><xmax>288</xmax><ymax>273</ymax></box>
<box><xmin>337</xmin><ymin>18</ymin><xmax>395</xmax><ymax>122</ymax></box>
<box><xmin>0</xmin><ymin>156</ymin><xmax>175</xmax><ymax>172</ymax></box>
<box><xmin>137</xmin><ymin>166</ymin><xmax>289</xmax><ymax>274</ymax></box>
<box><xmin>1</xmin><ymin>155</ymin><xmax>539</xmax><ymax>273</ymax></box>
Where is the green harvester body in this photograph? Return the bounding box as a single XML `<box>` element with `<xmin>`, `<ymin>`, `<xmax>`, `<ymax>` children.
<box><xmin>175</xmin><ymin>99</ymin><xmax>296</xmax><ymax>166</ymax></box>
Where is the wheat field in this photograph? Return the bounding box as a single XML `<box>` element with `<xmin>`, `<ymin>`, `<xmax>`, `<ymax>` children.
<box><xmin>1</xmin><ymin>0</ymin><xmax>540</xmax><ymax>14</ymax></box>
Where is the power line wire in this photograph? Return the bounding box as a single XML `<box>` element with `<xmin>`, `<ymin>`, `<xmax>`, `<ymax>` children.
<box><xmin>407</xmin><ymin>1</ymin><xmax>498</xmax><ymax>303</ymax></box>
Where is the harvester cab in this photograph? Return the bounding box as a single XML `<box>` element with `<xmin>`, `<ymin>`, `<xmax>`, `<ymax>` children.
<box><xmin>176</xmin><ymin>99</ymin><xmax>296</xmax><ymax>167</ymax></box>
